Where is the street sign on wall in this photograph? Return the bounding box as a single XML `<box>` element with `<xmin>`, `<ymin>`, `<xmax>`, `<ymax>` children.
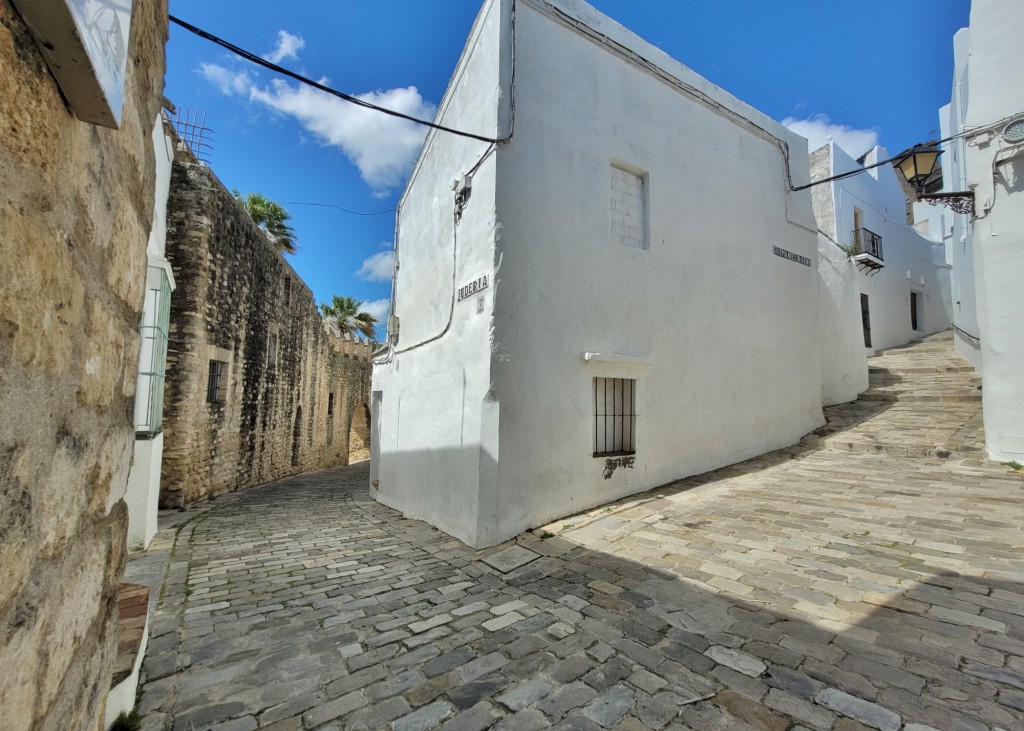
<box><xmin>12</xmin><ymin>0</ymin><xmax>133</xmax><ymax>128</ymax></box>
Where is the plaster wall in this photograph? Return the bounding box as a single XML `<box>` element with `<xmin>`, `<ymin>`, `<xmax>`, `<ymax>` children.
<box><xmin>161</xmin><ymin>156</ymin><xmax>372</xmax><ymax>507</ymax></box>
<box><xmin>371</xmin><ymin>0</ymin><xmax>508</xmax><ymax>546</ymax></box>
<box><xmin>961</xmin><ymin>0</ymin><xmax>1024</xmax><ymax>460</ymax></box>
<box><xmin>125</xmin><ymin>434</ymin><xmax>162</xmax><ymax>549</ymax></box>
<box><xmin>810</xmin><ymin>146</ymin><xmax>868</xmax><ymax>405</ymax></box>
<box><xmin>828</xmin><ymin>144</ymin><xmax>951</xmax><ymax>354</ymax></box>
<box><xmin>487</xmin><ymin>0</ymin><xmax>822</xmax><ymax>543</ymax></box>
<box><xmin>148</xmin><ymin>115</ymin><xmax>174</xmax><ymax>261</ymax></box>
<box><xmin>124</xmin><ymin>114</ymin><xmax>177</xmax><ymax>550</ymax></box>
<box><xmin>0</xmin><ymin>0</ymin><xmax>167</xmax><ymax>727</ymax></box>
<box><xmin>817</xmin><ymin>235</ymin><xmax>868</xmax><ymax>406</ymax></box>
<box><xmin>934</xmin><ymin>27</ymin><xmax>983</xmax><ymax>369</ymax></box>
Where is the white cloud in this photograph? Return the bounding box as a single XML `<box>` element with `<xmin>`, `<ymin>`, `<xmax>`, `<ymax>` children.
<box><xmin>199</xmin><ymin>56</ymin><xmax>434</xmax><ymax>195</ymax></box>
<box><xmin>782</xmin><ymin>114</ymin><xmax>879</xmax><ymax>159</ymax></box>
<box><xmin>263</xmin><ymin>30</ymin><xmax>305</xmax><ymax>64</ymax></box>
<box><xmin>249</xmin><ymin>82</ymin><xmax>434</xmax><ymax>195</ymax></box>
<box><xmin>198</xmin><ymin>62</ymin><xmax>252</xmax><ymax>96</ymax></box>
<box><xmin>356</xmin><ymin>250</ymin><xmax>395</xmax><ymax>282</ymax></box>
<box><xmin>360</xmin><ymin>298</ymin><xmax>390</xmax><ymax>324</ymax></box>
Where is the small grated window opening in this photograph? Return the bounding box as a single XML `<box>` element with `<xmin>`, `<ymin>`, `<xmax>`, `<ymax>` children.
<box><xmin>327</xmin><ymin>392</ymin><xmax>335</xmax><ymax>416</ymax></box>
<box><xmin>283</xmin><ymin>277</ymin><xmax>292</xmax><ymax>306</ymax></box>
<box><xmin>207</xmin><ymin>360</ymin><xmax>228</xmax><ymax>402</ymax></box>
<box><xmin>267</xmin><ymin>332</ymin><xmax>279</xmax><ymax>369</ymax></box>
<box><xmin>593</xmin><ymin>377</ymin><xmax>636</xmax><ymax>457</ymax></box>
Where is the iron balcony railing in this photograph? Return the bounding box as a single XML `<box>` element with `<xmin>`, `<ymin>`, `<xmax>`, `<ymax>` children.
<box><xmin>852</xmin><ymin>227</ymin><xmax>883</xmax><ymax>261</ymax></box>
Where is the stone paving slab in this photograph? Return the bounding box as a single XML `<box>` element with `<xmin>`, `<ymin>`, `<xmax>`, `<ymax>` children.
<box><xmin>802</xmin><ymin>331</ymin><xmax>986</xmax><ymax>460</ymax></box>
<box><xmin>130</xmin><ymin>334</ymin><xmax>1024</xmax><ymax>731</ymax></box>
<box><xmin>131</xmin><ymin>448</ymin><xmax>1024</xmax><ymax>731</ymax></box>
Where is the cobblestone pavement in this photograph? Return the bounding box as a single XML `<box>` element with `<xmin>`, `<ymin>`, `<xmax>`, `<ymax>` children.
<box><xmin>132</xmin><ymin>337</ymin><xmax>1024</xmax><ymax>731</ymax></box>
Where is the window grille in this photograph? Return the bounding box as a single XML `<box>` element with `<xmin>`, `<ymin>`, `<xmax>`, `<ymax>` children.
<box><xmin>267</xmin><ymin>332</ymin><xmax>279</xmax><ymax>369</ymax></box>
<box><xmin>327</xmin><ymin>392</ymin><xmax>335</xmax><ymax>415</ymax></box>
<box><xmin>207</xmin><ymin>360</ymin><xmax>228</xmax><ymax>402</ymax></box>
<box><xmin>134</xmin><ymin>266</ymin><xmax>172</xmax><ymax>436</ymax></box>
<box><xmin>593</xmin><ymin>377</ymin><xmax>636</xmax><ymax>456</ymax></box>
<box><xmin>283</xmin><ymin>277</ymin><xmax>292</xmax><ymax>306</ymax></box>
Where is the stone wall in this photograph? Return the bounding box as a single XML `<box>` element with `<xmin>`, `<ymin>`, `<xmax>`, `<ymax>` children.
<box><xmin>0</xmin><ymin>1</ymin><xmax>167</xmax><ymax>729</ymax></box>
<box><xmin>161</xmin><ymin>153</ymin><xmax>373</xmax><ymax>507</ymax></box>
<box><xmin>809</xmin><ymin>144</ymin><xmax>836</xmax><ymax>240</ymax></box>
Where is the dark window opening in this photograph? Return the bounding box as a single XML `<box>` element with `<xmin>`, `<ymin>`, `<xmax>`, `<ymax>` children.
<box><xmin>327</xmin><ymin>392</ymin><xmax>335</xmax><ymax>416</ymax></box>
<box><xmin>267</xmin><ymin>332</ymin><xmax>279</xmax><ymax>369</ymax></box>
<box><xmin>593</xmin><ymin>377</ymin><xmax>636</xmax><ymax>457</ymax></box>
<box><xmin>292</xmin><ymin>406</ymin><xmax>302</xmax><ymax>466</ymax></box>
<box><xmin>284</xmin><ymin>277</ymin><xmax>292</xmax><ymax>306</ymax></box>
<box><xmin>207</xmin><ymin>360</ymin><xmax>228</xmax><ymax>402</ymax></box>
<box><xmin>861</xmin><ymin>294</ymin><xmax>872</xmax><ymax>348</ymax></box>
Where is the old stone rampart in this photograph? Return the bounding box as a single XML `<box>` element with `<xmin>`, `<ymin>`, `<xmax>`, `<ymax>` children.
<box><xmin>161</xmin><ymin>152</ymin><xmax>373</xmax><ymax>507</ymax></box>
<box><xmin>0</xmin><ymin>0</ymin><xmax>168</xmax><ymax>728</ymax></box>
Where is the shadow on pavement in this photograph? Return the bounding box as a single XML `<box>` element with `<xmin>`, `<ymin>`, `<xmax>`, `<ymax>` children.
<box><xmin>131</xmin><ymin>454</ymin><xmax>1024</xmax><ymax>731</ymax></box>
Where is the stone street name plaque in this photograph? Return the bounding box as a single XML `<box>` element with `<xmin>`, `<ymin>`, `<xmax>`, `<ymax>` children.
<box><xmin>458</xmin><ymin>274</ymin><xmax>489</xmax><ymax>302</ymax></box>
<box><xmin>773</xmin><ymin>245</ymin><xmax>812</xmax><ymax>268</ymax></box>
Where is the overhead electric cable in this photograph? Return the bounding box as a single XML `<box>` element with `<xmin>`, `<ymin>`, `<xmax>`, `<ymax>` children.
<box><xmin>792</xmin><ymin>124</ymin><xmax>995</xmax><ymax>192</ymax></box>
<box><xmin>284</xmin><ymin>201</ymin><xmax>396</xmax><ymax>217</ymax></box>
<box><xmin>169</xmin><ymin>14</ymin><xmax>508</xmax><ymax>144</ymax></box>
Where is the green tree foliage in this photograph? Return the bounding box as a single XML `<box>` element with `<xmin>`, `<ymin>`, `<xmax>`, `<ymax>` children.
<box><xmin>320</xmin><ymin>295</ymin><xmax>378</xmax><ymax>340</ymax></box>
<box><xmin>232</xmin><ymin>190</ymin><xmax>298</xmax><ymax>254</ymax></box>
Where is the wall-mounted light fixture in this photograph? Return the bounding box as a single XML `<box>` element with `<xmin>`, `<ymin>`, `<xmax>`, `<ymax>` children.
<box><xmin>892</xmin><ymin>144</ymin><xmax>975</xmax><ymax>215</ymax></box>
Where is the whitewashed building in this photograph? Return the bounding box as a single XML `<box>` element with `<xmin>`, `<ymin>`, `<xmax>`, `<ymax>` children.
<box><xmin>123</xmin><ymin>113</ymin><xmax>176</xmax><ymax>550</ymax></box>
<box><xmin>371</xmin><ymin>0</ymin><xmax>821</xmax><ymax>547</ymax></box>
<box><xmin>929</xmin><ymin>0</ymin><xmax>1024</xmax><ymax>462</ymax></box>
<box><xmin>812</xmin><ymin>141</ymin><xmax>952</xmax><ymax>406</ymax></box>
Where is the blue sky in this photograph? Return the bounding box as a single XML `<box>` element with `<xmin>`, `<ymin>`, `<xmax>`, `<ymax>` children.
<box><xmin>165</xmin><ymin>0</ymin><xmax>971</xmax><ymax>336</ymax></box>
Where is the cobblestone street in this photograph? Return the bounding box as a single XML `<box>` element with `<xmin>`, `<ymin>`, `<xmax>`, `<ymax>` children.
<box><xmin>131</xmin><ymin>336</ymin><xmax>1024</xmax><ymax>731</ymax></box>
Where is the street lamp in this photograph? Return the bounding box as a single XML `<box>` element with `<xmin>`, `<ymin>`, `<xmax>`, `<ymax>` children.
<box><xmin>893</xmin><ymin>143</ymin><xmax>975</xmax><ymax>215</ymax></box>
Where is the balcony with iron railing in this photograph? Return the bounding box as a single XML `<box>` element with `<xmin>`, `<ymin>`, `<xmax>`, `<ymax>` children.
<box><xmin>851</xmin><ymin>227</ymin><xmax>884</xmax><ymax>271</ymax></box>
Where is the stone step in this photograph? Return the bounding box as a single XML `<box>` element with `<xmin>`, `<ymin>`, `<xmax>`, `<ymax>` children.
<box><xmin>859</xmin><ymin>390</ymin><xmax>982</xmax><ymax>403</ymax></box>
<box><xmin>800</xmin><ymin>433</ymin><xmax>983</xmax><ymax>459</ymax></box>
<box><xmin>869</xmin><ymin>365</ymin><xmax>976</xmax><ymax>375</ymax></box>
<box><xmin>868</xmin><ymin>373</ymin><xmax>981</xmax><ymax>386</ymax></box>
<box><xmin>811</xmin><ymin>325</ymin><xmax>985</xmax><ymax>457</ymax></box>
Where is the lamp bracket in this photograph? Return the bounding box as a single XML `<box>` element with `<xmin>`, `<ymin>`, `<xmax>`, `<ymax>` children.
<box><xmin>919</xmin><ymin>191</ymin><xmax>975</xmax><ymax>216</ymax></box>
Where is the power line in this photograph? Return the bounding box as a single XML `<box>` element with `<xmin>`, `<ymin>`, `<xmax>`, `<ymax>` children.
<box><xmin>284</xmin><ymin>201</ymin><xmax>395</xmax><ymax>217</ymax></box>
<box><xmin>169</xmin><ymin>14</ymin><xmax>507</xmax><ymax>145</ymax></box>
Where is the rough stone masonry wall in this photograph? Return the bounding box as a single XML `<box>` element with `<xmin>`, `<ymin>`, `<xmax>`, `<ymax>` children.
<box><xmin>161</xmin><ymin>154</ymin><xmax>372</xmax><ymax>507</ymax></box>
<box><xmin>0</xmin><ymin>1</ymin><xmax>167</xmax><ymax>729</ymax></box>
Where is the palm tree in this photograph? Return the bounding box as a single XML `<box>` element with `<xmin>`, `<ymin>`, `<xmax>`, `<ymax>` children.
<box><xmin>233</xmin><ymin>190</ymin><xmax>298</xmax><ymax>254</ymax></box>
<box><xmin>321</xmin><ymin>295</ymin><xmax>377</xmax><ymax>340</ymax></box>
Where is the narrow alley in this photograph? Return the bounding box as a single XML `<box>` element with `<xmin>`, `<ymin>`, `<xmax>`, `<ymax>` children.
<box><xmin>131</xmin><ymin>333</ymin><xmax>1024</xmax><ymax>731</ymax></box>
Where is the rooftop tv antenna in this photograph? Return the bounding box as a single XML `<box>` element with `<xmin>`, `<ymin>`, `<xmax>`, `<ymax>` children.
<box><xmin>170</xmin><ymin>106</ymin><xmax>214</xmax><ymax>165</ymax></box>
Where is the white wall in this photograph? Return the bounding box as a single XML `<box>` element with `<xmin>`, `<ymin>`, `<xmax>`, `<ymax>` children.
<box><xmin>124</xmin><ymin>114</ymin><xmax>176</xmax><ymax>550</ymax></box>
<box><xmin>375</xmin><ymin>0</ymin><xmax>826</xmax><ymax>548</ymax></box>
<box><xmin>371</xmin><ymin>0</ymin><xmax>509</xmax><ymax>546</ymax></box>
<box><xmin>931</xmin><ymin>27</ymin><xmax>983</xmax><ymax>369</ymax></box>
<box><xmin>960</xmin><ymin>0</ymin><xmax>1024</xmax><ymax>460</ymax></box>
<box><xmin>148</xmin><ymin>115</ymin><xmax>174</xmax><ymax>260</ymax></box>
<box><xmin>104</xmin><ymin>620</ymin><xmax>148</xmax><ymax>729</ymax></box>
<box><xmin>125</xmin><ymin>434</ymin><xmax>162</xmax><ymax>548</ymax></box>
<box><xmin>827</xmin><ymin>144</ymin><xmax>951</xmax><ymax>354</ymax></box>
<box><xmin>817</xmin><ymin>233</ymin><xmax>868</xmax><ymax>405</ymax></box>
<box><xmin>486</xmin><ymin>0</ymin><xmax>822</xmax><ymax>544</ymax></box>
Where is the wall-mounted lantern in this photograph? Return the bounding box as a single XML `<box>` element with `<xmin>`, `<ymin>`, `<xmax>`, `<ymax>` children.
<box><xmin>893</xmin><ymin>144</ymin><xmax>975</xmax><ymax>216</ymax></box>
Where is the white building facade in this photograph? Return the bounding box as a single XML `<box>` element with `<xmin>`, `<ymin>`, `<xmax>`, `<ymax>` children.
<box><xmin>812</xmin><ymin>142</ymin><xmax>952</xmax><ymax>406</ymax></box>
<box><xmin>123</xmin><ymin>113</ymin><xmax>176</xmax><ymax>549</ymax></box>
<box><xmin>934</xmin><ymin>0</ymin><xmax>1024</xmax><ymax>462</ymax></box>
<box><xmin>371</xmin><ymin>0</ymin><xmax>822</xmax><ymax>547</ymax></box>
